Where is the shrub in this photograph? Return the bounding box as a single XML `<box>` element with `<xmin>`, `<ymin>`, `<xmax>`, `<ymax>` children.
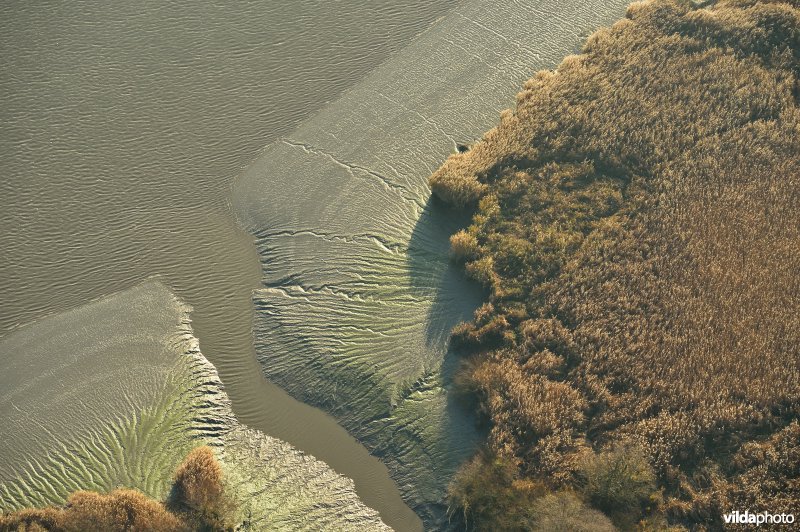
<box><xmin>170</xmin><ymin>446</ymin><xmax>233</xmax><ymax>530</ymax></box>
<box><xmin>447</xmin><ymin>454</ymin><xmax>619</xmax><ymax>531</ymax></box>
<box><xmin>449</xmin><ymin>230</ymin><xmax>479</xmax><ymax>262</ymax></box>
<box><xmin>172</xmin><ymin>447</ymin><xmax>223</xmax><ymax>513</ymax></box>
<box><xmin>578</xmin><ymin>443</ymin><xmax>657</xmax><ymax>514</ymax></box>
<box><xmin>530</xmin><ymin>492</ymin><xmax>616</xmax><ymax>532</ymax></box>
<box><xmin>61</xmin><ymin>489</ymin><xmax>186</xmax><ymax>532</ymax></box>
<box><xmin>464</xmin><ymin>256</ymin><xmax>496</xmax><ymax>287</ymax></box>
<box><xmin>0</xmin><ymin>490</ymin><xmax>186</xmax><ymax>532</ymax></box>
<box><xmin>429</xmin><ymin>155</ymin><xmax>488</xmax><ymax>207</ymax></box>
<box><xmin>0</xmin><ymin>447</ymin><xmax>233</xmax><ymax>531</ymax></box>
<box><xmin>447</xmin><ymin>452</ymin><xmax>545</xmax><ymax>531</ymax></box>
<box><xmin>0</xmin><ymin>508</ymin><xmax>62</xmax><ymax>531</ymax></box>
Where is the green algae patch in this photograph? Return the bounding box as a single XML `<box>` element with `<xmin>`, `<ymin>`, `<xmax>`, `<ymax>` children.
<box><xmin>0</xmin><ymin>280</ymin><xmax>388</xmax><ymax>530</ymax></box>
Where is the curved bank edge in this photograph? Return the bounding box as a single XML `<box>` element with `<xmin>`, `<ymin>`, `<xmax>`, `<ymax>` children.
<box><xmin>233</xmin><ymin>0</ymin><xmax>632</xmax><ymax>525</ymax></box>
<box><xmin>0</xmin><ymin>279</ymin><xmax>389</xmax><ymax>530</ymax></box>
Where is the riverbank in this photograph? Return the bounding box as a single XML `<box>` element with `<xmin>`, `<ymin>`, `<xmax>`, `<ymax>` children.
<box><xmin>234</xmin><ymin>0</ymin><xmax>631</xmax><ymax>526</ymax></box>
<box><xmin>430</xmin><ymin>0</ymin><xmax>800</xmax><ymax>528</ymax></box>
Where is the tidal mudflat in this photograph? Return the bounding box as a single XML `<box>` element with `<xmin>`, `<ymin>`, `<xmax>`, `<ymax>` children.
<box><xmin>0</xmin><ymin>280</ymin><xmax>388</xmax><ymax>529</ymax></box>
<box><xmin>0</xmin><ymin>1</ymin><xmax>456</xmax><ymax>528</ymax></box>
<box><xmin>234</xmin><ymin>0</ymin><xmax>631</xmax><ymax>526</ymax></box>
<box><xmin>2</xmin><ymin>0</ymin><xmax>634</xmax><ymax>529</ymax></box>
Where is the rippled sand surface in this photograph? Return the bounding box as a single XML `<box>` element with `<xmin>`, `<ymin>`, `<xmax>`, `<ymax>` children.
<box><xmin>235</xmin><ymin>0</ymin><xmax>631</xmax><ymax>526</ymax></box>
<box><xmin>1</xmin><ymin>0</ymin><xmax>634</xmax><ymax>529</ymax></box>
<box><xmin>0</xmin><ymin>2</ymin><xmax>456</xmax><ymax>528</ymax></box>
<box><xmin>0</xmin><ymin>280</ymin><xmax>390</xmax><ymax>530</ymax></box>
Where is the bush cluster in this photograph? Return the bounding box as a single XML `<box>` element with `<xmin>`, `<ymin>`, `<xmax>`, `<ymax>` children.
<box><xmin>0</xmin><ymin>447</ymin><xmax>234</xmax><ymax>531</ymax></box>
<box><xmin>447</xmin><ymin>452</ymin><xmax>617</xmax><ymax>531</ymax></box>
<box><xmin>432</xmin><ymin>0</ymin><xmax>799</xmax><ymax>528</ymax></box>
<box><xmin>169</xmin><ymin>446</ymin><xmax>232</xmax><ymax>530</ymax></box>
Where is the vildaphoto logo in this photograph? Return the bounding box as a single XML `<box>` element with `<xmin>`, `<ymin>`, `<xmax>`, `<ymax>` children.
<box><xmin>723</xmin><ymin>510</ymin><xmax>795</xmax><ymax>526</ymax></box>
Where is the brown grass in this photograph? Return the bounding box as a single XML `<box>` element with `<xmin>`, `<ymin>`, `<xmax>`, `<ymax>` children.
<box><xmin>432</xmin><ymin>0</ymin><xmax>800</xmax><ymax>528</ymax></box>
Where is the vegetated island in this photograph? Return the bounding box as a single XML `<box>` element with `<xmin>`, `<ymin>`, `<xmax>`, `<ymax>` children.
<box><xmin>430</xmin><ymin>0</ymin><xmax>799</xmax><ymax>530</ymax></box>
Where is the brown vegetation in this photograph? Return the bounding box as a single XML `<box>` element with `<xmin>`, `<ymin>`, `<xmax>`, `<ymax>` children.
<box><xmin>169</xmin><ymin>446</ymin><xmax>232</xmax><ymax>530</ymax></box>
<box><xmin>431</xmin><ymin>0</ymin><xmax>800</xmax><ymax>529</ymax></box>
<box><xmin>0</xmin><ymin>447</ymin><xmax>233</xmax><ymax>531</ymax></box>
<box><xmin>0</xmin><ymin>490</ymin><xmax>185</xmax><ymax>532</ymax></box>
<box><xmin>447</xmin><ymin>452</ymin><xmax>618</xmax><ymax>531</ymax></box>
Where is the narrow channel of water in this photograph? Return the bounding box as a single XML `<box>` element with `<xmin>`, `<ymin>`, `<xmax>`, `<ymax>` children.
<box><xmin>0</xmin><ymin>1</ymin><xmax>635</xmax><ymax>529</ymax></box>
<box><xmin>0</xmin><ymin>2</ymin><xmax>460</xmax><ymax>529</ymax></box>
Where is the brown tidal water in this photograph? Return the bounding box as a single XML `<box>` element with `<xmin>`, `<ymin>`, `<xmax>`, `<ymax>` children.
<box><xmin>0</xmin><ymin>1</ymin><xmax>460</xmax><ymax>529</ymax></box>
